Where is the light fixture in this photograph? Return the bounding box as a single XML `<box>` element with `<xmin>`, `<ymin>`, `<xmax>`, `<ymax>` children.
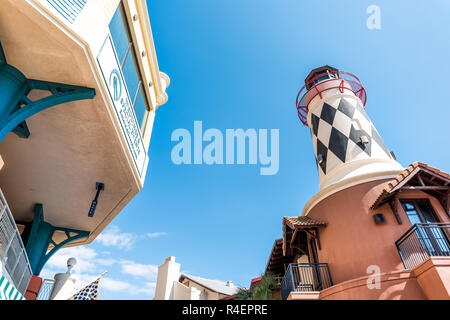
<box><xmin>373</xmin><ymin>213</ymin><xmax>386</xmax><ymax>225</ymax></box>
<box><xmin>317</xmin><ymin>153</ymin><xmax>324</xmax><ymax>164</ymax></box>
<box><xmin>88</xmin><ymin>183</ymin><xmax>104</xmax><ymax>218</ymax></box>
<box><xmin>360</xmin><ymin>135</ymin><xmax>369</xmax><ymax>145</ymax></box>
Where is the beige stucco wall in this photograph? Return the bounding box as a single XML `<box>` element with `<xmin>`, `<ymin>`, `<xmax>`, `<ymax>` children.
<box><xmin>318</xmin><ymin>270</ymin><xmax>426</xmax><ymax>300</ymax></box>
<box><xmin>0</xmin><ymin>0</ymin><xmax>169</xmax><ymax>246</ymax></box>
<box><xmin>183</xmin><ymin>280</ymin><xmax>228</xmax><ymax>300</ymax></box>
<box><xmin>289</xmin><ymin>258</ymin><xmax>450</xmax><ymax>300</ymax></box>
<box><xmin>414</xmin><ymin>257</ymin><xmax>450</xmax><ymax>300</ymax></box>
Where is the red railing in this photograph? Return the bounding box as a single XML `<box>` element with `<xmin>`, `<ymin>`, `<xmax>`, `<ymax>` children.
<box><xmin>296</xmin><ymin>71</ymin><xmax>367</xmax><ymax>126</ymax></box>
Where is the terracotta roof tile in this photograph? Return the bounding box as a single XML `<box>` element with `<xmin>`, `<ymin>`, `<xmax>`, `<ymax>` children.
<box><xmin>370</xmin><ymin>162</ymin><xmax>450</xmax><ymax>209</ymax></box>
<box><xmin>284</xmin><ymin>216</ymin><xmax>327</xmax><ymax>228</ymax></box>
<box><xmin>265</xmin><ymin>239</ymin><xmax>293</xmax><ymax>276</ymax></box>
<box><xmin>282</xmin><ymin>216</ymin><xmax>327</xmax><ymax>256</ymax></box>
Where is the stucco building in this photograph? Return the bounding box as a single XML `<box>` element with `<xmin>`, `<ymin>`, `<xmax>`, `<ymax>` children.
<box><xmin>154</xmin><ymin>256</ymin><xmax>241</xmax><ymax>300</ymax></box>
<box><xmin>265</xmin><ymin>66</ymin><xmax>450</xmax><ymax>300</ymax></box>
<box><xmin>0</xmin><ymin>0</ymin><xmax>169</xmax><ymax>299</ymax></box>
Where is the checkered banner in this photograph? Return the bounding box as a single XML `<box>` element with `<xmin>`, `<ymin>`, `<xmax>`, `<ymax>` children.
<box><xmin>309</xmin><ymin>97</ymin><xmax>392</xmax><ymax>178</ymax></box>
<box><xmin>69</xmin><ymin>271</ymin><xmax>107</xmax><ymax>300</ymax></box>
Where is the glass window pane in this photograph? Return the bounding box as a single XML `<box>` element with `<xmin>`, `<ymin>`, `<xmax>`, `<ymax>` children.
<box><xmin>133</xmin><ymin>88</ymin><xmax>147</xmax><ymax>128</ymax></box>
<box><xmin>109</xmin><ymin>5</ymin><xmax>130</xmax><ymax>64</ymax></box>
<box><xmin>407</xmin><ymin>214</ymin><xmax>421</xmax><ymax>226</ymax></box>
<box><xmin>417</xmin><ymin>202</ymin><xmax>438</xmax><ymax>223</ymax></box>
<box><xmin>402</xmin><ymin>202</ymin><xmax>422</xmax><ymax>225</ymax></box>
<box><xmin>122</xmin><ymin>49</ymin><xmax>140</xmax><ymax>102</ymax></box>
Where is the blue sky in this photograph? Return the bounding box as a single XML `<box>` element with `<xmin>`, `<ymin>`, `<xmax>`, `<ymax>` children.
<box><xmin>42</xmin><ymin>0</ymin><xmax>450</xmax><ymax>299</ymax></box>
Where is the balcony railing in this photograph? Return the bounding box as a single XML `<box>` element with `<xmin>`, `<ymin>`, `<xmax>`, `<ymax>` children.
<box><xmin>36</xmin><ymin>278</ymin><xmax>55</xmax><ymax>300</ymax></box>
<box><xmin>281</xmin><ymin>263</ymin><xmax>333</xmax><ymax>300</ymax></box>
<box><xmin>396</xmin><ymin>223</ymin><xmax>450</xmax><ymax>270</ymax></box>
<box><xmin>0</xmin><ymin>189</ymin><xmax>33</xmax><ymax>295</ymax></box>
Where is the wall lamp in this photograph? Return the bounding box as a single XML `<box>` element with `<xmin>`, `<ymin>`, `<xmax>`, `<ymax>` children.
<box><xmin>88</xmin><ymin>182</ymin><xmax>104</xmax><ymax>218</ymax></box>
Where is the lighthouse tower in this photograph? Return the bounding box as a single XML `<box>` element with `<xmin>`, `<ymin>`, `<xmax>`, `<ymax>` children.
<box><xmin>297</xmin><ymin>66</ymin><xmax>403</xmax><ymax>204</ymax></box>
<box><xmin>265</xmin><ymin>65</ymin><xmax>450</xmax><ymax>300</ymax></box>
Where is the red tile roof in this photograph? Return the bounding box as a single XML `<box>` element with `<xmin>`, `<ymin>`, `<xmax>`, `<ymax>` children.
<box><xmin>282</xmin><ymin>216</ymin><xmax>327</xmax><ymax>256</ymax></box>
<box><xmin>370</xmin><ymin>162</ymin><xmax>450</xmax><ymax>209</ymax></box>
<box><xmin>284</xmin><ymin>216</ymin><xmax>328</xmax><ymax>229</ymax></box>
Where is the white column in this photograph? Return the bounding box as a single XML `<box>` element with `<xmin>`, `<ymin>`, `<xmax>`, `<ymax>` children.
<box><xmin>49</xmin><ymin>257</ymin><xmax>77</xmax><ymax>300</ymax></box>
<box><xmin>154</xmin><ymin>256</ymin><xmax>180</xmax><ymax>300</ymax></box>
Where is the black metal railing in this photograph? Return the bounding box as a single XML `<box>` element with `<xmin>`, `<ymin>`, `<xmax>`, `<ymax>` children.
<box><xmin>396</xmin><ymin>223</ymin><xmax>450</xmax><ymax>270</ymax></box>
<box><xmin>280</xmin><ymin>263</ymin><xmax>333</xmax><ymax>300</ymax></box>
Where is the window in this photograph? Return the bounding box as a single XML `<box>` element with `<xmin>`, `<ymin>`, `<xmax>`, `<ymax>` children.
<box><xmin>109</xmin><ymin>3</ymin><xmax>148</xmax><ymax>130</ymax></box>
<box><xmin>306</xmin><ymin>70</ymin><xmax>338</xmax><ymax>90</ymax></box>
<box><xmin>401</xmin><ymin>200</ymin><xmax>439</xmax><ymax>225</ymax></box>
<box><xmin>400</xmin><ymin>200</ymin><xmax>450</xmax><ymax>255</ymax></box>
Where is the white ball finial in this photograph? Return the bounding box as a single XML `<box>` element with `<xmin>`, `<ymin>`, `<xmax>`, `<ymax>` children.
<box><xmin>67</xmin><ymin>257</ymin><xmax>77</xmax><ymax>274</ymax></box>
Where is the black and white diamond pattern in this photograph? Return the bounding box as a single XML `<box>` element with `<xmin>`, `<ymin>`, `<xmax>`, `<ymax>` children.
<box><xmin>310</xmin><ymin>98</ymin><xmax>392</xmax><ymax>177</ymax></box>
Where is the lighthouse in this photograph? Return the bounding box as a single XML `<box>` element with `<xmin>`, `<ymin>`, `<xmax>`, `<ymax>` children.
<box><xmin>298</xmin><ymin>65</ymin><xmax>403</xmax><ymax>192</ymax></box>
<box><xmin>296</xmin><ymin>66</ymin><xmax>405</xmax><ymax>217</ymax></box>
<box><xmin>265</xmin><ymin>65</ymin><xmax>450</xmax><ymax>300</ymax></box>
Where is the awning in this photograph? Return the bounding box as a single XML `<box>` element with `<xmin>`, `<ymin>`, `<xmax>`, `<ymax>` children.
<box><xmin>370</xmin><ymin>162</ymin><xmax>450</xmax><ymax>220</ymax></box>
<box><xmin>0</xmin><ymin>275</ymin><xmax>25</xmax><ymax>300</ymax></box>
<box><xmin>282</xmin><ymin>216</ymin><xmax>327</xmax><ymax>256</ymax></box>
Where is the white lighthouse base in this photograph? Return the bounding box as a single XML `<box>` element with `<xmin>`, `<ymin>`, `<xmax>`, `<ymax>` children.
<box><xmin>303</xmin><ymin>158</ymin><xmax>404</xmax><ymax>216</ymax></box>
<box><xmin>319</xmin><ymin>158</ymin><xmax>403</xmax><ymax>191</ymax></box>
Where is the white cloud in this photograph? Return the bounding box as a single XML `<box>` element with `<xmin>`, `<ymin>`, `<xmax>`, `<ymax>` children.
<box><xmin>40</xmin><ymin>225</ymin><xmax>163</xmax><ymax>299</ymax></box>
<box><xmin>95</xmin><ymin>258</ymin><xmax>119</xmax><ymax>266</ymax></box>
<box><xmin>45</xmin><ymin>246</ymin><xmax>99</xmax><ymax>271</ymax></box>
<box><xmin>100</xmin><ymin>278</ymin><xmax>156</xmax><ymax>297</ymax></box>
<box><xmin>76</xmin><ymin>274</ymin><xmax>155</xmax><ymax>297</ymax></box>
<box><xmin>120</xmin><ymin>260</ymin><xmax>158</xmax><ymax>280</ymax></box>
<box><xmin>95</xmin><ymin>225</ymin><xmax>136</xmax><ymax>250</ymax></box>
<box><xmin>147</xmin><ymin>232</ymin><xmax>167</xmax><ymax>238</ymax></box>
<box><xmin>41</xmin><ymin>261</ymin><xmax>156</xmax><ymax>298</ymax></box>
<box><xmin>135</xmin><ymin>282</ymin><xmax>157</xmax><ymax>296</ymax></box>
<box><xmin>101</xmin><ymin>277</ymin><xmax>134</xmax><ymax>292</ymax></box>
<box><xmin>39</xmin><ymin>268</ymin><xmax>57</xmax><ymax>281</ymax></box>
<box><xmin>72</xmin><ymin>273</ymin><xmax>103</xmax><ymax>291</ymax></box>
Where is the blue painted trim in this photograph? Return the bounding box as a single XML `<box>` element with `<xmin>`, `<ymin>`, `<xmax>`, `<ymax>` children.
<box><xmin>47</xmin><ymin>0</ymin><xmax>87</xmax><ymax>24</ymax></box>
<box><xmin>0</xmin><ymin>42</ymin><xmax>95</xmax><ymax>143</ymax></box>
<box><xmin>25</xmin><ymin>204</ymin><xmax>89</xmax><ymax>276</ymax></box>
<box><xmin>11</xmin><ymin>121</ymin><xmax>30</xmax><ymax>139</ymax></box>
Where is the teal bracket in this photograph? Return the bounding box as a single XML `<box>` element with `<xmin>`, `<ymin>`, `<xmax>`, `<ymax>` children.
<box><xmin>25</xmin><ymin>204</ymin><xmax>90</xmax><ymax>276</ymax></box>
<box><xmin>0</xmin><ymin>42</ymin><xmax>95</xmax><ymax>142</ymax></box>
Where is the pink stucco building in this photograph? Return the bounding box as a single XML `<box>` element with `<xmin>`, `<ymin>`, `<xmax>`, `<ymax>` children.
<box><xmin>265</xmin><ymin>66</ymin><xmax>450</xmax><ymax>300</ymax></box>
